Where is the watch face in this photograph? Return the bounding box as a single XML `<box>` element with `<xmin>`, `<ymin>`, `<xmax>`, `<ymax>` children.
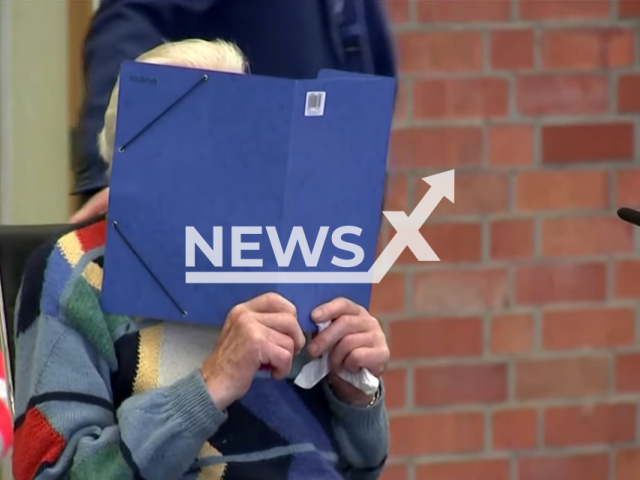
<box><xmin>367</xmin><ymin>387</ymin><xmax>380</xmax><ymax>407</ymax></box>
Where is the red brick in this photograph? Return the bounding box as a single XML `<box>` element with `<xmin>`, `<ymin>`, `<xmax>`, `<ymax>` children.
<box><xmin>493</xmin><ymin>409</ymin><xmax>537</xmax><ymax>450</ymax></box>
<box><xmin>616</xmin><ymin>169</ymin><xmax>640</xmax><ymax>206</ymax></box>
<box><xmin>617</xmin><ymin>449</ymin><xmax>640</xmax><ymax>480</ymax></box>
<box><xmin>542</xmin><ymin>123</ymin><xmax>634</xmax><ymax>163</ymax></box>
<box><xmin>393</xmin><ymin>79</ymin><xmax>409</xmax><ymax>124</ymax></box>
<box><xmin>520</xmin><ymin>0</ymin><xmax>609</xmax><ymax>19</ymax></box>
<box><xmin>417</xmin><ymin>459</ymin><xmax>509</xmax><ymax>480</ymax></box>
<box><xmin>380</xmin><ymin>464</ymin><xmax>408</xmax><ymax>480</ymax></box>
<box><xmin>544</xmin><ymin>403</ymin><xmax>636</xmax><ymax>447</ymax></box>
<box><xmin>517</xmin><ymin>75</ymin><xmax>608</xmax><ymax>116</ymax></box>
<box><xmin>490</xmin><ymin>219</ymin><xmax>534</xmax><ymax>259</ymax></box>
<box><xmin>414</xmin><ymin>268</ymin><xmax>508</xmax><ymax>311</ymax></box>
<box><xmin>370</xmin><ymin>273</ymin><xmax>404</xmax><ymax>315</ymax></box>
<box><xmin>491</xmin><ymin>29</ymin><xmax>534</xmax><ymax>70</ymax></box>
<box><xmin>543</xmin><ymin>307</ymin><xmax>634</xmax><ymax>350</ymax></box>
<box><xmin>516</xmin><ymin>170</ymin><xmax>608</xmax><ymax>212</ymax></box>
<box><xmin>395</xmin><ymin>222</ymin><xmax>482</xmax><ymax>264</ymax></box>
<box><xmin>390</xmin><ymin>127</ymin><xmax>483</xmax><ymax>169</ymax></box>
<box><xmin>619</xmin><ymin>0</ymin><xmax>640</xmax><ymax>17</ymax></box>
<box><xmin>397</xmin><ymin>32</ymin><xmax>483</xmax><ymax>73</ymax></box>
<box><xmin>384</xmin><ymin>174</ymin><xmax>409</xmax><ymax>212</ymax></box>
<box><xmin>515</xmin><ymin>263</ymin><xmax>607</xmax><ymax>305</ymax></box>
<box><xmin>417</xmin><ymin>173</ymin><xmax>508</xmax><ymax>216</ymax></box>
<box><xmin>415</xmin><ymin>364</ymin><xmax>507</xmax><ymax>406</ymax></box>
<box><xmin>542</xmin><ymin>216</ymin><xmax>633</xmax><ymax>257</ymax></box>
<box><xmin>390</xmin><ymin>412</ymin><xmax>484</xmax><ymax>455</ymax></box>
<box><xmin>385</xmin><ymin>0</ymin><xmax>409</xmax><ymax>24</ymax></box>
<box><xmin>489</xmin><ymin>125</ymin><xmax>533</xmax><ymax>166</ymax></box>
<box><xmin>417</xmin><ymin>0</ymin><xmax>510</xmax><ymax>23</ymax></box>
<box><xmin>383</xmin><ymin>368</ymin><xmax>406</xmax><ymax>409</ymax></box>
<box><xmin>542</xmin><ymin>28</ymin><xmax>633</xmax><ymax>69</ymax></box>
<box><xmin>516</xmin><ymin>356</ymin><xmax>609</xmax><ymax>400</ymax></box>
<box><xmin>519</xmin><ymin>453</ymin><xmax>609</xmax><ymax>480</ymax></box>
<box><xmin>614</xmin><ymin>260</ymin><xmax>640</xmax><ymax>298</ymax></box>
<box><xmin>414</xmin><ymin>78</ymin><xmax>509</xmax><ymax>119</ymax></box>
<box><xmin>491</xmin><ymin>313</ymin><xmax>534</xmax><ymax>355</ymax></box>
<box><xmin>618</xmin><ymin>75</ymin><xmax>640</xmax><ymax>113</ymax></box>
<box><xmin>390</xmin><ymin>317</ymin><xmax>483</xmax><ymax>359</ymax></box>
<box><xmin>615</xmin><ymin>354</ymin><xmax>640</xmax><ymax>392</ymax></box>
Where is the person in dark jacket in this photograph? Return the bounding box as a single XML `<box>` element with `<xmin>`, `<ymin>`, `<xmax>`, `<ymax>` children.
<box><xmin>70</xmin><ymin>0</ymin><xmax>397</xmax><ymax>223</ymax></box>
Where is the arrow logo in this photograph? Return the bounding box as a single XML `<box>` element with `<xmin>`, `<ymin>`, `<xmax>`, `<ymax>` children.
<box><xmin>368</xmin><ymin>169</ymin><xmax>455</xmax><ymax>283</ymax></box>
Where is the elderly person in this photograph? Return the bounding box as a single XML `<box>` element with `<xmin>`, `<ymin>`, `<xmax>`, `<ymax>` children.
<box><xmin>12</xmin><ymin>39</ymin><xmax>390</xmax><ymax>480</ymax></box>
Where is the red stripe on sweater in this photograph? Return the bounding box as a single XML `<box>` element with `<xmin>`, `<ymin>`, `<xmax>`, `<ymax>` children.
<box><xmin>76</xmin><ymin>219</ymin><xmax>107</xmax><ymax>253</ymax></box>
<box><xmin>13</xmin><ymin>408</ymin><xmax>65</xmax><ymax>480</ymax></box>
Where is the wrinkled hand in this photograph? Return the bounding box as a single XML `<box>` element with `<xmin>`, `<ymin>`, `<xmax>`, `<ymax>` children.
<box><xmin>307</xmin><ymin>298</ymin><xmax>389</xmax><ymax>406</ymax></box>
<box><xmin>70</xmin><ymin>187</ymin><xmax>110</xmax><ymax>224</ymax></box>
<box><xmin>201</xmin><ymin>293</ymin><xmax>306</xmax><ymax>411</ymax></box>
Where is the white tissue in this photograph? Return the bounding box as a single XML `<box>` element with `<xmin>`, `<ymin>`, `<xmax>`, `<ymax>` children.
<box><xmin>293</xmin><ymin>321</ymin><xmax>380</xmax><ymax>395</ymax></box>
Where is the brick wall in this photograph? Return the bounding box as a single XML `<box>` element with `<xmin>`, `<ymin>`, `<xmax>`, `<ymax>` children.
<box><xmin>376</xmin><ymin>1</ymin><xmax>640</xmax><ymax>479</ymax></box>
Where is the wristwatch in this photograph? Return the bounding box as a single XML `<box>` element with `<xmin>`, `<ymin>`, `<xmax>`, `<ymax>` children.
<box><xmin>366</xmin><ymin>386</ymin><xmax>381</xmax><ymax>407</ymax></box>
<box><xmin>326</xmin><ymin>377</ymin><xmax>381</xmax><ymax>407</ymax></box>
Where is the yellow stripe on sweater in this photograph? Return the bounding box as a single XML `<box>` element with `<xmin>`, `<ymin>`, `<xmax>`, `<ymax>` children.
<box><xmin>197</xmin><ymin>443</ymin><xmax>227</xmax><ymax>480</ymax></box>
<box><xmin>135</xmin><ymin>324</ymin><xmax>226</xmax><ymax>478</ymax></box>
<box><xmin>82</xmin><ymin>262</ymin><xmax>103</xmax><ymax>290</ymax></box>
<box><xmin>133</xmin><ymin>324</ymin><xmax>164</xmax><ymax>393</ymax></box>
<box><xmin>58</xmin><ymin>231</ymin><xmax>83</xmax><ymax>267</ymax></box>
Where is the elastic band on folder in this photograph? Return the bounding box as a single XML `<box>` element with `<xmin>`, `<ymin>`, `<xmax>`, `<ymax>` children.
<box><xmin>111</xmin><ymin>221</ymin><xmax>187</xmax><ymax>317</ymax></box>
<box><xmin>118</xmin><ymin>74</ymin><xmax>209</xmax><ymax>153</ymax></box>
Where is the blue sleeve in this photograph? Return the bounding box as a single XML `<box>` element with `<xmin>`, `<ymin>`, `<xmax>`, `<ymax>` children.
<box><xmin>323</xmin><ymin>381</ymin><xmax>389</xmax><ymax>480</ymax></box>
<box><xmin>73</xmin><ymin>0</ymin><xmax>175</xmax><ymax>194</ymax></box>
<box><xmin>365</xmin><ymin>0</ymin><xmax>397</xmax><ymax>78</ymax></box>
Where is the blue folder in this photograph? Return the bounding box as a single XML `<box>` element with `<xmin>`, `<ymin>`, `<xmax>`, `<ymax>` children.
<box><xmin>101</xmin><ymin>61</ymin><xmax>396</xmax><ymax>331</ymax></box>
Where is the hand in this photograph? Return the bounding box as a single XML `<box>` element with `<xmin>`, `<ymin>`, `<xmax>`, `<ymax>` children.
<box><xmin>201</xmin><ymin>293</ymin><xmax>306</xmax><ymax>410</ymax></box>
<box><xmin>70</xmin><ymin>187</ymin><xmax>110</xmax><ymax>224</ymax></box>
<box><xmin>307</xmin><ymin>298</ymin><xmax>389</xmax><ymax>406</ymax></box>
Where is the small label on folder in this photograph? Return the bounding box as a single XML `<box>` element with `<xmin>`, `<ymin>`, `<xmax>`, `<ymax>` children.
<box><xmin>305</xmin><ymin>91</ymin><xmax>326</xmax><ymax>116</ymax></box>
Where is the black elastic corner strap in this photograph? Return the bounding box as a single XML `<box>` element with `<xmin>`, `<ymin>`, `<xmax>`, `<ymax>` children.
<box><xmin>111</xmin><ymin>221</ymin><xmax>187</xmax><ymax>317</ymax></box>
<box><xmin>108</xmin><ymin>75</ymin><xmax>209</xmax><ymax>318</ymax></box>
<box><xmin>117</xmin><ymin>73</ymin><xmax>208</xmax><ymax>154</ymax></box>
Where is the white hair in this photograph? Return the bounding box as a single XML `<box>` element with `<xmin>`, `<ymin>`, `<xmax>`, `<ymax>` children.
<box><xmin>97</xmin><ymin>39</ymin><xmax>247</xmax><ymax>166</ymax></box>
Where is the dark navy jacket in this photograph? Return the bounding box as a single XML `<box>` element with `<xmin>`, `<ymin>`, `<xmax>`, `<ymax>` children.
<box><xmin>73</xmin><ymin>0</ymin><xmax>397</xmax><ymax>195</ymax></box>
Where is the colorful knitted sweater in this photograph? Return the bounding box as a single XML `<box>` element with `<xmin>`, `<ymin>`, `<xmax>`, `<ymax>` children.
<box><xmin>12</xmin><ymin>217</ymin><xmax>388</xmax><ymax>480</ymax></box>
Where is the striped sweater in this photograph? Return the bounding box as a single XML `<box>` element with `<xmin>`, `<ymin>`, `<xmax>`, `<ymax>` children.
<box><xmin>12</xmin><ymin>217</ymin><xmax>389</xmax><ymax>480</ymax></box>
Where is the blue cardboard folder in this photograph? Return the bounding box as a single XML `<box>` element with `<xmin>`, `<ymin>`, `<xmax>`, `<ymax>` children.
<box><xmin>101</xmin><ymin>61</ymin><xmax>396</xmax><ymax>331</ymax></box>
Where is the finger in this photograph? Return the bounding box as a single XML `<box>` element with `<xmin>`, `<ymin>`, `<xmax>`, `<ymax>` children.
<box><xmin>258</xmin><ymin>313</ymin><xmax>305</xmax><ymax>353</ymax></box>
<box><xmin>262</xmin><ymin>325</ymin><xmax>295</xmax><ymax>355</ymax></box>
<box><xmin>328</xmin><ymin>332</ymin><xmax>377</xmax><ymax>373</ymax></box>
<box><xmin>307</xmin><ymin>314</ymin><xmax>370</xmax><ymax>358</ymax></box>
<box><xmin>343</xmin><ymin>347</ymin><xmax>389</xmax><ymax>376</ymax></box>
<box><xmin>70</xmin><ymin>188</ymin><xmax>110</xmax><ymax>223</ymax></box>
<box><xmin>262</xmin><ymin>342</ymin><xmax>293</xmax><ymax>380</ymax></box>
<box><xmin>245</xmin><ymin>292</ymin><xmax>297</xmax><ymax>315</ymax></box>
<box><xmin>311</xmin><ymin>297</ymin><xmax>363</xmax><ymax>324</ymax></box>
